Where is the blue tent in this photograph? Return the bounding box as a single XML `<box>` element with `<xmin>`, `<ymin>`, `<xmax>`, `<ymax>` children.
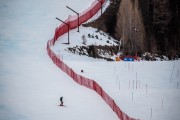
<box><xmin>123</xmin><ymin>58</ymin><xmax>134</xmax><ymax>61</ymax></box>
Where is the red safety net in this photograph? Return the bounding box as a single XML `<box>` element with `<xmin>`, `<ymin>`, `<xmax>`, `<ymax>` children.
<box><xmin>46</xmin><ymin>0</ymin><xmax>137</xmax><ymax>120</ymax></box>
<box><xmin>47</xmin><ymin>43</ymin><xmax>137</xmax><ymax>120</ymax></box>
<box><xmin>52</xmin><ymin>0</ymin><xmax>105</xmax><ymax>45</ymax></box>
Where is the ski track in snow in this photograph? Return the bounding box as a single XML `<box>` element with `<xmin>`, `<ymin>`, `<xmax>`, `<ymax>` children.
<box><xmin>53</xmin><ymin>29</ymin><xmax>180</xmax><ymax>120</ymax></box>
<box><xmin>51</xmin><ymin>8</ymin><xmax>180</xmax><ymax>120</ymax></box>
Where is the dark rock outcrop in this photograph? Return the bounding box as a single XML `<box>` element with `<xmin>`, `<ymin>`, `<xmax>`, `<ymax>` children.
<box><xmin>83</xmin><ymin>0</ymin><xmax>180</xmax><ymax>58</ymax></box>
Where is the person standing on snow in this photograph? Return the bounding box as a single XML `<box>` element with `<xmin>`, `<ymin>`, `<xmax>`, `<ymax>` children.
<box><xmin>60</xmin><ymin>96</ymin><xmax>63</xmax><ymax>106</ymax></box>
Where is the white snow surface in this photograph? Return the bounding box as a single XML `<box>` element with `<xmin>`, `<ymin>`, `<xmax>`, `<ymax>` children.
<box><xmin>0</xmin><ymin>0</ymin><xmax>119</xmax><ymax>120</ymax></box>
<box><xmin>1</xmin><ymin>0</ymin><xmax>180</xmax><ymax>120</ymax></box>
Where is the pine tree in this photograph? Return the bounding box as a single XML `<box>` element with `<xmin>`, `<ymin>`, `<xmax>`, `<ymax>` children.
<box><xmin>153</xmin><ymin>0</ymin><xmax>171</xmax><ymax>55</ymax></box>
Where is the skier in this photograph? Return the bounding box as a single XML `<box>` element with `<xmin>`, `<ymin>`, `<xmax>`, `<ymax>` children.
<box><xmin>60</xmin><ymin>96</ymin><xmax>63</xmax><ymax>106</ymax></box>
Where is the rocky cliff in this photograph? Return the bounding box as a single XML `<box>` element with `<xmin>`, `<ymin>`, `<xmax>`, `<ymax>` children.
<box><xmin>115</xmin><ymin>0</ymin><xmax>146</xmax><ymax>55</ymax></box>
<box><xmin>83</xmin><ymin>0</ymin><xmax>180</xmax><ymax>59</ymax></box>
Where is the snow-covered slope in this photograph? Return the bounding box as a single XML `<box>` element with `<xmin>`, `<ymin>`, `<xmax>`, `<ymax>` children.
<box><xmin>51</xmin><ymin>14</ymin><xmax>180</xmax><ymax>120</ymax></box>
<box><xmin>0</xmin><ymin>0</ymin><xmax>119</xmax><ymax>120</ymax></box>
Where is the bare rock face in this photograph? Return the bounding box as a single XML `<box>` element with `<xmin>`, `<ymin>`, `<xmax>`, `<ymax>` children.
<box><xmin>115</xmin><ymin>0</ymin><xmax>146</xmax><ymax>55</ymax></box>
<box><xmin>83</xmin><ymin>0</ymin><xmax>180</xmax><ymax>58</ymax></box>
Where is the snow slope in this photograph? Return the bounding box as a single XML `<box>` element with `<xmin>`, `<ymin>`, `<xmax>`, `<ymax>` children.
<box><xmin>0</xmin><ymin>0</ymin><xmax>119</xmax><ymax>120</ymax></box>
<box><xmin>52</xmin><ymin>24</ymin><xmax>180</xmax><ymax>120</ymax></box>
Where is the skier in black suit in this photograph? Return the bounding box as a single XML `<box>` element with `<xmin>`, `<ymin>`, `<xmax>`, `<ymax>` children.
<box><xmin>60</xmin><ymin>96</ymin><xmax>63</xmax><ymax>106</ymax></box>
